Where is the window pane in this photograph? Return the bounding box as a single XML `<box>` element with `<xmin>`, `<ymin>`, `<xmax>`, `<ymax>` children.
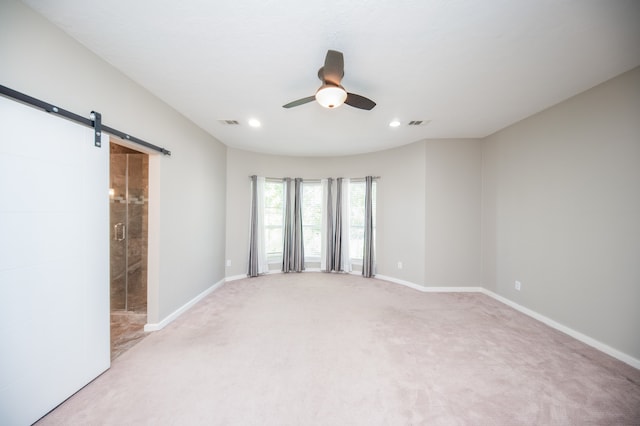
<box><xmin>265</xmin><ymin>227</ymin><xmax>282</xmax><ymax>257</ymax></box>
<box><xmin>349</xmin><ymin>181</ymin><xmax>376</xmax><ymax>261</ymax></box>
<box><xmin>349</xmin><ymin>182</ymin><xmax>364</xmax><ymax>260</ymax></box>
<box><xmin>264</xmin><ymin>181</ymin><xmax>284</xmax><ymax>258</ymax></box>
<box><xmin>258</xmin><ymin>179</ymin><xmax>375</xmax><ymax>264</ymax></box>
<box><xmin>302</xmin><ymin>182</ymin><xmax>322</xmax><ymax>259</ymax></box>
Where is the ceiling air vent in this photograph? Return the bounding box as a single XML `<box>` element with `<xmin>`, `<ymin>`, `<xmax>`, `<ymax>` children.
<box><xmin>218</xmin><ymin>119</ymin><xmax>240</xmax><ymax>125</ymax></box>
<box><xmin>408</xmin><ymin>120</ymin><xmax>430</xmax><ymax>126</ymax></box>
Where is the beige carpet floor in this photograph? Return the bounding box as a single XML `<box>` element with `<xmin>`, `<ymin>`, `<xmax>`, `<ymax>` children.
<box><xmin>37</xmin><ymin>273</ymin><xmax>640</xmax><ymax>425</ymax></box>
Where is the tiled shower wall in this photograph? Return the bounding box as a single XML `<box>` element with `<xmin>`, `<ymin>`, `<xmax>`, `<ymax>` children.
<box><xmin>110</xmin><ymin>144</ymin><xmax>148</xmax><ymax>313</ymax></box>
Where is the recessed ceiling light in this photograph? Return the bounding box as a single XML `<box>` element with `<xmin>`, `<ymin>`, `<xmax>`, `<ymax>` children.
<box><xmin>389</xmin><ymin>120</ymin><xmax>401</xmax><ymax>128</ymax></box>
<box><xmin>248</xmin><ymin>118</ymin><xmax>261</xmax><ymax>128</ymax></box>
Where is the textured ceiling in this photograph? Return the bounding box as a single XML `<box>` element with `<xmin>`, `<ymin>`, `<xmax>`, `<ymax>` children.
<box><xmin>21</xmin><ymin>0</ymin><xmax>640</xmax><ymax>156</ymax></box>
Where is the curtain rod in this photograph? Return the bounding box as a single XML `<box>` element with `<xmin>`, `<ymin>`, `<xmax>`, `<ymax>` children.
<box><xmin>249</xmin><ymin>176</ymin><xmax>380</xmax><ymax>180</ymax></box>
<box><xmin>0</xmin><ymin>84</ymin><xmax>171</xmax><ymax>156</ymax></box>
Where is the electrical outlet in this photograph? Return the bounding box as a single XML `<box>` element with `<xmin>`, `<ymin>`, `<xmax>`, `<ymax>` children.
<box><xmin>515</xmin><ymin>280</ymin><xmax>521</xmax><ymax>291</ymax></box>
<box><xmin>226</xmin><ymin>259</ymin><xmax>232</xmax><ymax>267</ymax></box>
<box><xmin>397</xmin><ymin>261</ymin><xmax>403</xmax><ymax>269</ymax></box>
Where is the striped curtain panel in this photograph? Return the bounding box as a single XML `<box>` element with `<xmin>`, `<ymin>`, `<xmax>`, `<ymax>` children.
<box><xmin>282</xmin><ymin>178</ymin><xmax>293</xmax><ymax>272</ymax></box>
<box><xmin>248</xmin><ymin>176</ymin><xmax>268</xmax><ymax>277</ymax></box>
<box><xmin>362</xmin><ymin>176</ymin><xmax>375</xmax><ymax>277</ymax></box>
<box><xmin>333</xmin><ymin>178</ymin><xmax>352</xmax><ymax>272</ymax></box>
<box><xmin>282</xmin><ymin>178</ymin><xmax>305</xmax><ymax>272</ymax></box>
<box><xmin>332</xmin><ymin>178</ymin><xmax>344</xmax><ymax>271</ymax></box>
<box><xmin>321</xmin><ymin>178</ymin><xmax>334</xmax><ymax>272</ymax></box>
<box><xmin>248</xmin><ymin>175</ymin><xmax>260</xmax><ymax>277</ymax></box>
<box><xmin>292</xmin><ymin>178</ymin><xmax>305</xmax><ymax>272</ymax></box>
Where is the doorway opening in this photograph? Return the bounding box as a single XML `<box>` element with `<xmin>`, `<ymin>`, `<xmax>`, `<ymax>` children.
<box><xmin>109</xmin><ymin>142</ymin><xmax>149</xmax><ymax>359</ymax></box>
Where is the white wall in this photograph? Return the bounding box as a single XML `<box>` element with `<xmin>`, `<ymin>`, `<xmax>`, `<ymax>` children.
<box><xmin>0</xmin><ymin>0</ymin><xmax>226</xmax><ymax>324</ymax></box>
<box><xmin>226</xmin><ymin>139</ymin><xmax>483</xmax><ymax>288</ymax></box>
<box><xmin>482</xmin><ymin>66</ymin><xmax>640</xmax><ymax>361</ymax></box>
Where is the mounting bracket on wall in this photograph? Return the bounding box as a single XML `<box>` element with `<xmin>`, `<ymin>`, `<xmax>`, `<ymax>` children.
<box><xmin>91</xmin><ymin>111</ymin><xmax>102</xmax><ymax>148</ymax></box>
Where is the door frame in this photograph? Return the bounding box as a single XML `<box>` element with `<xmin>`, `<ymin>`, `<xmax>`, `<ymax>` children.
<box><xmin>109</xmin><ymin>136</ymin><xmax>160</xmax><ymax>327</ymax></box>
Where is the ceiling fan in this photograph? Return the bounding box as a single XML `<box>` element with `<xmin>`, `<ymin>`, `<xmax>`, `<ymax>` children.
<box><xmin>282</xmin><ymin>50</ymin><xmax>376</xmax><ymax>110</ymax></box>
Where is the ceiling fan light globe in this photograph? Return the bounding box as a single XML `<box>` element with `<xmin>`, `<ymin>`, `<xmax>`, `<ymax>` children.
<box><xmin>315</xmin><ymin>85</ymin><xmax>347</xmax><ymax>109</ymax></box>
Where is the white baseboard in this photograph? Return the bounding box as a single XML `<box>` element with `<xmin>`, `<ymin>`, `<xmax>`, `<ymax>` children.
<box><xmin>225</xmin><ymin>274</ymin><xmax>248</xmax><ymax>282</ymax></box>
<box><xmin>479</xmin><ymin>289</ymin><xmax>640</xmax><ymax>370</ymax></box>
<box><xmin>374</xmin><ymin>274</ymin><xmax>482</xmax><ymax>293</ymax></box>
<box><xmin>227</xmin><ymin>269</ymin><xmax>329</xmax><ymax>282</ymax></box>
<box><xmin>375</xmin><ymin>274</ymin><xmax>639</xmax><ymax>370</ymax></box>
<box><xmin>144</xmin><ymin>278</ymin><xmax>226</xmax><ymax>332</ymax></box>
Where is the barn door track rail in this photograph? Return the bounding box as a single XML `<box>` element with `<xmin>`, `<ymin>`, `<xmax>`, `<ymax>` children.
<box><xmin>0</xmin><ymin>84</ymin><xmax>171</xmax><ymax>156</ymax></box>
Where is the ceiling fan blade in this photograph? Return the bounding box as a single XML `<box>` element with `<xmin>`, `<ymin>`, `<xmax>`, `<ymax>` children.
<box><xmin>282</xmin><ymin>95</ymin><xmax>316</xmax><ymax>108</ymax></box>
<box><xmin>345</xmin><ymin>93</ymin><xmax>376</xmax><ymax>110</ymax></box>
<box><xmin>321</xmin><ymin>50</ymin><xmax>344</xmax><ymax>86</ymax></box>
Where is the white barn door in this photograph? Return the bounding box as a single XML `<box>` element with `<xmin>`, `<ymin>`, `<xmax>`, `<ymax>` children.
<box><xmin>0</xmin><ymin>96</ymin><xmax>110</xmax><ymax>424</ymax></box>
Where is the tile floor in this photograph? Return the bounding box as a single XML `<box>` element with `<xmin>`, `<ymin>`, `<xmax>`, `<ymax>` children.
<box><xmin>110</xmin><ymin>311</ymin><xmax>147</xmax><ymax>360</ymax></box>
